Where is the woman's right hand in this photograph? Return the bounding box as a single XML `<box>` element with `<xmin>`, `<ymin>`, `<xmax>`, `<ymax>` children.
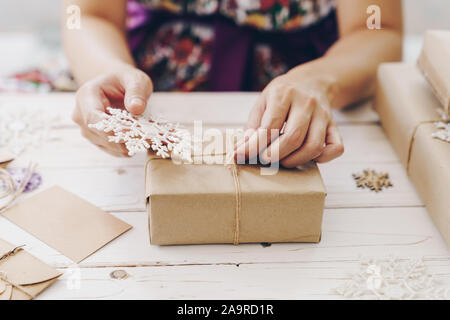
<box><xmin>73</xmin><ymin>65</ymin><xmax>153</xmax><ymax>157</ymax></box>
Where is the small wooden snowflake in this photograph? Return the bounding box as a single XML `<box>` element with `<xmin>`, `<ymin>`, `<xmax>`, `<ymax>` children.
<box><xmin>352</xmin><ymin>169</ymin><xmax>393</xmax><ymax>192</ymax></box>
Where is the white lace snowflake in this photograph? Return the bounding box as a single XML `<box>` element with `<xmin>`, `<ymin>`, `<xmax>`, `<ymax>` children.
<box><xmin>432</xmin><ymin>122</ymin><xmax>450</xmax><ymax>143</ymax></box>
<box><xmin>0</xmin><ymin>105</ymin><xmax>57</xmax><ymax>155</ymax></box>
<box><xmin>432</xmin><ymin>108</ymin><xmax>450</xmax><ymax>143</ymax></box>
<box><xmin>334</xmin><ymin>256</ymin><xmax>449</xmax><ymax>300</ymax></box>
<box><xmin>88</xmin><ymin>107</ymin><xmax>193</xmax><ymax>161</ymax></box>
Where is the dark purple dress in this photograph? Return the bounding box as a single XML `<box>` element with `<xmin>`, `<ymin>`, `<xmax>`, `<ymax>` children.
<box><xmin>127</xmin><ymin>0</ymin><xmax>338</xmax><ymax>91</ymax></box>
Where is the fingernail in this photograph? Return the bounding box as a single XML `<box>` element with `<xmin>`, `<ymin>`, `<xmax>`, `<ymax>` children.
<box><xmin>127</xmin><ymin>97</ymin><xmax>145</xmax><ymax>110</ymax></box>
<box><xmin>261</xmin><ymin>151</ymin><xmax>270</xmax><ymax>163</ymax></box>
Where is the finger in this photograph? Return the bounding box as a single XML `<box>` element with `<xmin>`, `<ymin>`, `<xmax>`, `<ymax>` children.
<box><xmin>96</xmin><ymin>144</ymin><xmax>129</xmax><ymax>158</ymax></box>
<box><xmin>120</xmin><ymin>70</ymin><xmax>153</xmax><ymax>115</ymax></box>
<box><xmin>235</xmin><ymin>94</ymin><xmax>266</xmax><ymax>150</ymax></box>
<box><xmin>279</xmin><ymin>110</ymin><xmax>327</xmax><ymax>168</ymax></box>
<box><xmin>245</xmin><ymin>93</ymin><xmax>266</xmax><ymax>131</ymax></box>
<box><xmin>236</xmin><ymin>88</ymin><xmax>290</xmax><ymax>159</ymax></box>
<box><xmin>75</xmin><ymin>84</ymin><xmax>111</xmax><ymax>126</ymax></box>
<box><xmin>234</xmin><ymin>127</ymin><xmax>255</xmax><ymax>151</ymax></box>
<box><xmin>315</xmin><ymin>122</ymin><xmax>344</xmax><ymax>163</ymax></box>
<box><xmin>81</xmin><ymin>128</ymin><xmax>129</xmax><ymax>157</ymax></box>
<box><xmin>261</xmin><ymin>98</ymin><xmax>314</xmax><ymax>163</ymax></box>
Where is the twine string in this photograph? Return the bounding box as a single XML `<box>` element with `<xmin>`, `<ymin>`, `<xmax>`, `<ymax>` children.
<box><xmin>0</xmin><ymin>246</ymin><xmax>36</xmax><ymax>299</ymax></box>
<box><xmin>0</xmin><ymin>163</ymin><xmax>37</xmax><ymax>212</ymax></box>
<box><xmin>147</xmin><ymin>149</ymin><xmax>243</xmax><ymax>245</ymax></box>
<box><xmin>224</xmin><ymin>151</ymin><xmax>241</xmax><ymax>246</ymax></box>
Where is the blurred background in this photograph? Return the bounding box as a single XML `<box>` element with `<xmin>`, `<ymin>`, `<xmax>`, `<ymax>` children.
<box><xmin>0</xmin><ymin>0</ymin><xmax>449</xmax><ymax>90</ymax></box>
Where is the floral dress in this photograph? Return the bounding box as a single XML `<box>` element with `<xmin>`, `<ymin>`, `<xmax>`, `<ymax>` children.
<box><xmin>127</xmin><ymin>0</ymin><xmax>337</xmax><ymax>91</ymax></box>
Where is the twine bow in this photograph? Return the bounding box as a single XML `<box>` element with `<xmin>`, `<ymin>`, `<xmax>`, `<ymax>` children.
<box><xmin>406</xmin><ymin>120</ymin><xmax>445</xmax><ymax>173</ymax></box>
<box><xmin>0</xmin><ymin>245</ymin><xmax>36</xmax><ymax>299</ymax></box>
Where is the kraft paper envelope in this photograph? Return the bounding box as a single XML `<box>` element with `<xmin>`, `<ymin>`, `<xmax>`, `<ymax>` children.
<box><xmin>2</xmin><ymin>186</ymin><xmax>132</xmax><ymax>263</ymax></box>
<box><xmin>0</xmin><ymin>238</ymin><xmax>61</xmax><ymax>300</ymax></box>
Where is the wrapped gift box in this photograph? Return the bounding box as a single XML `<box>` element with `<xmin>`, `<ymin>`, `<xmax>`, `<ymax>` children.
<box><xmin>418</xmin><ymin>30</ymin><xmax>450</xmax><ymax>115</ymax></box>
<box><xmin>375</xmin><ymin>63</ymin><xmax>450</xmax><ymax>246</ymax></box>
<box><xmin>145</xmin><ymin>151</ymin><xmax>326</xmax><ymax>245</ymax></box>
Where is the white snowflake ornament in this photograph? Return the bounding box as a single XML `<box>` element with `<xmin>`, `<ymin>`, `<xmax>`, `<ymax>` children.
<box><xmin>431</xmin><ymin>108</ymin><xmax>450</xmax><ymax>143</ymax></box>
<box><xmin>0</xmin><ymin>105</ymin><xmax>57</xmax><ymax>155</ymax></box>
<box><xmin>431</xmin><ymin>121</ymin><xmax>450</xmax><ymax>143</ymax></box>
<box><xmin>89</xmin><ymin>107</ymin><xmax>193</xmax><ymax>162</ymax></box>
<box><xmin>334</xmin><ymin>256</ymin><xmax>449</xmax><ymax>300</ymax></box>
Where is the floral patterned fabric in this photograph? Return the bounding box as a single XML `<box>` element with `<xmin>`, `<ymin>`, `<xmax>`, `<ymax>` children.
<box><xmin>128</xmin><ymin>0</ymin><xmax>337</xmax><ymax>91</ymax></box>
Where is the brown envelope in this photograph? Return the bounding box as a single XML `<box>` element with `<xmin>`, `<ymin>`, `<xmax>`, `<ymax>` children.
<box><xmin>2</xmin><ymin>186</ymin><xmax>132</xmax><ymax>263</ymax></box>
<box><xmin>0</xmin><ymin>238</ymin><xmax>61</xmax><ymax>300</ymax></box>
<box><xmin>418</xmin><ymin>30</ymin><xmax>450</xmax><ymax>114</ymax></box>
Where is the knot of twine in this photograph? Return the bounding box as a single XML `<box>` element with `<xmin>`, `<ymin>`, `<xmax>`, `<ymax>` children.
<box><xmin>0</xmin><ymin>163</ymin><xmax>37</xmax><ymax>212</ymax></box>
<box><xmin>0</xmin><ymin>245</ymin><xmax>35</xmax><ymax>299</ymax></box>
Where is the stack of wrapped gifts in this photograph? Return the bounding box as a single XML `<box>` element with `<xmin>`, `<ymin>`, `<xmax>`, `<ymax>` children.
<box><xmin>375</xmin><ymin>30</ymin><xmax>450</xmax><ymax>246</ymax></box>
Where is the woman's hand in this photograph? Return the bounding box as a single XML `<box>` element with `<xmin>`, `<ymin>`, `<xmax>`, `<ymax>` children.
<box><xmin>236</xmin><ymin>73</ymin><xmax>344</xmax><ymax>167</ymax></box>
<box><xmin>73</xmin><ymin>66</ymin><xmax>153</xmax><ymax>157</ymax></box>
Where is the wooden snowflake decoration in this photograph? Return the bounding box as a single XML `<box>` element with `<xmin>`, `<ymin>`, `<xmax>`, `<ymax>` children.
<box><xmin>335</xmin><ymin>257</ymin><xmax>449</xmax><ymax>300</ymax></box>
<box><xmin>89</xmin><ymin>107</ymin><xmax>192</xmax><ymax>162</ymax></box>
<box><xmin>352</xmin><ymin>169</ymin><xmax>392</xmax><ymax>192</ymax></box>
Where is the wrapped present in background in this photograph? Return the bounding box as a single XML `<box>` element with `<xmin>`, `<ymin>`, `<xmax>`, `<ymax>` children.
<box><xmin>418</xmin><ymin>30</ymin><xmax>450</xmax><ymax>115</ymax></box>
<box><xmin>375</xmin><ymin>63</ymin><xmax>450</xmax><ymax>246</ymax></box>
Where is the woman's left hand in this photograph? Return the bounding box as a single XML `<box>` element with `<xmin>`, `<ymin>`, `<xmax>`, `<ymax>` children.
<box><xmin>235</xmin><ymin>73</ymin><xmax>344</xmax><ymax>167</ymax></box>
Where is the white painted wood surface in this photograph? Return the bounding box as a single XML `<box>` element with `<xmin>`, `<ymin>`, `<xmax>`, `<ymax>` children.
<box><xmin>0</xmin><ymin>93</ymin><xmax>448</xmax><ymax>300</ymax></box>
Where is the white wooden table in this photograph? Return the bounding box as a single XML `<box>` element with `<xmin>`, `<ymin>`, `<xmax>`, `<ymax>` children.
<box><xmin>0</xmin><ymin>92</ymin><xmax>449</xmax><ymax>300</ymax></box>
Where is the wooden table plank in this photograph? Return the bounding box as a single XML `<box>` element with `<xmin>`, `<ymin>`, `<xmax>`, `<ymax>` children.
<box><xmin>6</xmin><ymin>159</ymin><xmax>420</xmax><ymax>213</ymax></box>
<box><xmin>0</xmin><ymin>92</ymin><xmax>379</xmax><ymax>128</ymax></box>
<box><xmin>38</xmin><ymin>258</ymin><xmax>450</xmax><ymax>300</ymax></box>
<box><xmin>12</xmin><ymin>123</ymin><xmax>399</xmax><ymax>169</ymax></box>
<box><xmin>9</xmin><ymin>123</ymin><xmax>422</xmax><ymax>211</ymax></box>
<box><xmin>2</xmin><ymin>207</ymin><xmax>447</xmax><ymax>269</ymax></box>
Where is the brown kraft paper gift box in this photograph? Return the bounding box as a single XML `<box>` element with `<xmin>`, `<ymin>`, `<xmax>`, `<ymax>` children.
<box><xmin>418</xmin><ymin>30</ymin><xmax>450</xmax><ymax>115</ymax></box>
<box><xmin>145</xmin><ymin>149</ymin><xmax>326</xmax><ymax>245</ymax></box>
<box><xmin>375</xmin><ymin>63</ymin><xmax>450</xmax><ymax>246</ymax></box>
